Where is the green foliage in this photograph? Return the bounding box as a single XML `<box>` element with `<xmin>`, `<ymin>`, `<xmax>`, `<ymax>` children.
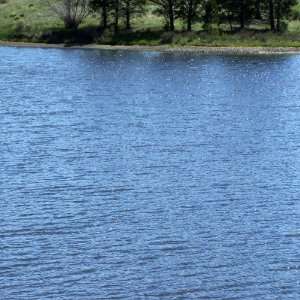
<box><xmin>0</xmin><ymin>0</ymin><xmax>299</xmax><ymax>46</ymax></box>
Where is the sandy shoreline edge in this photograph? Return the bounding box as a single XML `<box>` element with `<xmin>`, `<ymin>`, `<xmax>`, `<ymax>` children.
<box><xmin>1</xmin><ymin>41</ymin><xmax>300</xmax><ymax>54</ymax></box>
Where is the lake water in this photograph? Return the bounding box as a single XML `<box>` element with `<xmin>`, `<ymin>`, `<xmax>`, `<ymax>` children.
<box><xmin>1</xmin><ymin>46</ymin><xmax>300</xmax><ymax>299</ymax></box>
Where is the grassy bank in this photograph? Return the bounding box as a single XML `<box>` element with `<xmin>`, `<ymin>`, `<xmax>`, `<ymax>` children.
<box><xmin>2</xmin><ymin>0</ymin><xmax>300</xmax><ymax>47</ymax></box>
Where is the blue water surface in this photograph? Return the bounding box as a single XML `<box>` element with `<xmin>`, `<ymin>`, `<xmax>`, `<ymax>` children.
<box><xmin>1</xmin><ymin>47</ymin><xmax>300</xmax><ymax>299</ymax></box>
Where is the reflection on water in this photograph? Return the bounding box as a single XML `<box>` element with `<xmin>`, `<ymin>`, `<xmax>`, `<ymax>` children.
<box><xmin>1</xmin><ymin>47</ymin><xmax>300</xmax><ymax>299</ymax></box>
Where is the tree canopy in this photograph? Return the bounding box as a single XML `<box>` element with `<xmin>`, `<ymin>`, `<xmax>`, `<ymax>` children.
<box><xmin>49</xmin><ymin>0</ymin><xmax>298</xmax><ymax>32</ymax></box>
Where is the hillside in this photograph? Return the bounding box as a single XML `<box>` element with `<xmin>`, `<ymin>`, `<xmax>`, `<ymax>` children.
<box><xmin>1</xmin><ymin>0</ymin><xmax>300</xmax><ymax>47</ymax></box>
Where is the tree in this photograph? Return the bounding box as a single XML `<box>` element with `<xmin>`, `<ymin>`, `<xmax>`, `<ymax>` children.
<box><xmin>91</xmin><ymin>0</ymin><xmax>119</xmax><ymax>33</ymax></box>
<box><xmin>178</xmin><ymin>0</ymin><xmax>202</xmax><ymax>31</ymax></box>
<box><xmin>90</xmin><ymin>0</ymin><xmax>113</xmax><ymax>29</ymax></box>
<box><xmin>113</xmin><ymin>0</ymin><xmax>120</xmax><ymax>33</ymax></box>
<box><xmin>274</xmin><ymin>0</ymin><xmax>297</xmax><ymax>32</ymax></box>
<box><xmin>220</xmin><ymin>0</ymin><xmax>256</xmax><ymax>30</ymax></box>
<box><xmin>121</xmin><ymin>0</ymin><xmax>145</xmax><ymax>30</ymax></box>
<box><xmin>151</xmin><ymin>0</ymin><xmax>179</xmax><ymax>31</ymax></box>
<box><xmin>90</xmin><ymin>0</ymin><xmax>297</xmax><ymax>34</ymax></box>
<box><xmin>264</xmin><ymin>0</ymin><xmax>296</xmax><ymax>32</ymax></box>
<box><xmin>239</xmin><ymin>0</ymin><xmax>246</xmax><ymax>29</ymax></box>
<box><xmin>203</xmin><ymin>0</ymin><xmax>219</xmax><ymax>32</ymax></box>
<box><xmin>255</xmin><ymin>0</ymin><xmax>262</xmax><ymax>19</ymax></box>
<box><xmin>91</xmin><ymin>0</ymin><xmax>145</xmax><ymax>32</ymax></box>
<box><xmin>268</xmin><ymin>0</ymin><xmax>275</xmax><ymax>31</ymax></box>
<box><xmin>48</xmin><ymin>0</ymin><xmax>91</xmax><ymax>30</ymax></box>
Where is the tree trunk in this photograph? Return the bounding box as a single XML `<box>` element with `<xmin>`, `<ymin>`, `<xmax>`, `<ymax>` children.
<box><xmin>114</xmin><ymin>0</ymin><xmax>119</xmax><ymax>34</ymax></box>
<box><xmin>64</xmin><ymin>19</ymin><xmax>78</xmax><ymax>30</ymax></box>
<box><xmin>126</xmin><ymin>0</ymin><xmax>131</xmax><ymax>30</ymax></box>
<box><xmin>187</xmin><ymin>0</ymin><xmax>192</xmax><ymax>31</ymax></box>
<box><xmin>269</xmin><ymin>0</ymin><xmax>275</xmax><ymax>31</ymax></box>
<box><xmin>168</xmin><ymin>0</ymin><xmax>175</xmax><ymax>31</ymax></box>
<box><xmin>102</xmin><ymin>0</ymin><xmax>108</xmax><ymax>29</ymax></box>
<box><xmin>228</xmin><ymin>15</ymin><xmax>233</xmax><ymax>32</ymax></box>
<box><xmin>239</xmin><ymin>0</ymin><xmax>245</xmax><ymax>29</ymax></box>
<box><xmin>255</xmin><ymin>0</ymin><xmax>261</xmax><ymax>19</ymax></box>
<box><xmin>275</xmin><ymin>1</ymin><xmax>281</xmax><ymax>32</ymax></box>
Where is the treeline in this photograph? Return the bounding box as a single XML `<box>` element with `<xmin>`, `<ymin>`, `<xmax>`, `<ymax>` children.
<box><xmin>50</xmin><ymin>0</ymin><xmax>298</xmax><ymax>33</ymax></box>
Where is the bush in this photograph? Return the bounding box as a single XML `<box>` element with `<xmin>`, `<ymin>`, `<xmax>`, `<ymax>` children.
<box><xmin>291</xmin><ymin>10</ymin><xmax>300</xmax><ymax>20</ymax></box>
<box><xmin>160</xmin><ymin>31</ymin><xmax>174</xmax><ymax>44</ymax></box>
<box><xmin>279</xmin><ymin>21</ymin><xmax>289</xmax><ymax>33</ymax></box>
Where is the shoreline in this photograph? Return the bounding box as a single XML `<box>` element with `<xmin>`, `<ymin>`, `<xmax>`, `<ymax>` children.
<box><xmin>1</xmin><ymin>41</ymin><xmax>300</xmax><ymax>54</ymax></box>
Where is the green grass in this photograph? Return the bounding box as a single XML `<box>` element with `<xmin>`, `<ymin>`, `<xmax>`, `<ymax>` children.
<box><xmin>0</xmin><ymin>0</ymin><xmax>61</xmax><ymax>40</ymax></box>
<box><xmin>97</xmin><ymin>30</ymin><xmax>300</xmax><ymax>48</ymax></box>
<box><xmin>1</xmin><ymin>0</ymin><xmax>300</xmax><ymax>47</ymax></box>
